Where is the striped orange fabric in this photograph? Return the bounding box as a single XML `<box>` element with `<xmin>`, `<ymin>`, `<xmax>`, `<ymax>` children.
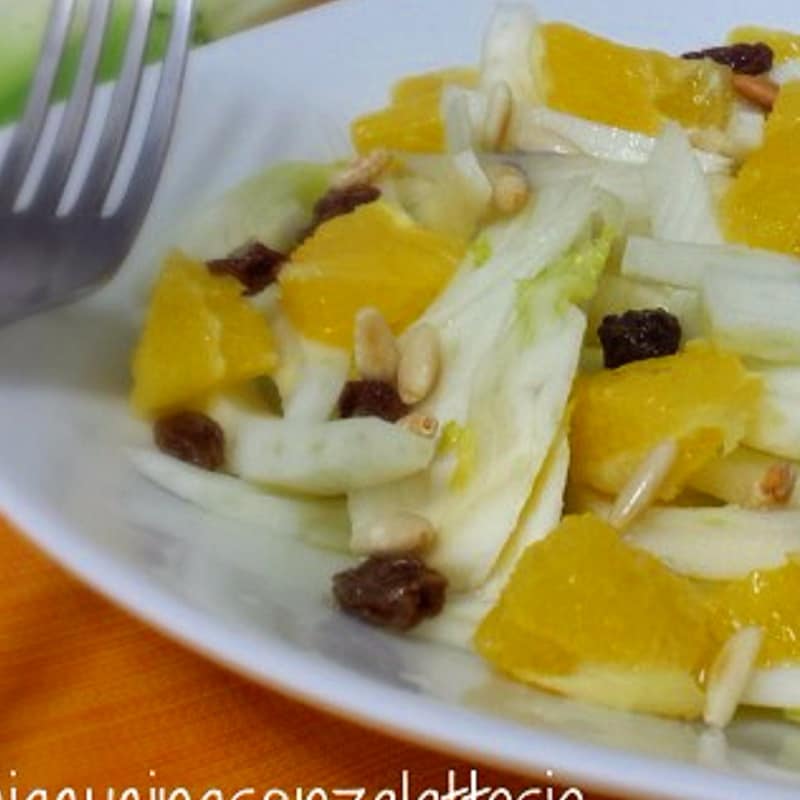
<box><xmin>0</xmin><ymin>514</ymin><xmax>614</xmax><ymax>800</ymax></box>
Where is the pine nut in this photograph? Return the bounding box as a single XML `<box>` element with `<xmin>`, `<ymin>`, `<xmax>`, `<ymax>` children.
<box><xmin>485</xmin><ymin>161</ymin><xmax>530</xmax><ymax>215</ymax></box>
<box><xmin>351</xmin><ymin>511</ymin><xmax>437</xmax><ymax>555</ymax></box>
<box><xmin>732</xmin><ymin>74</ymin><xmax>780</xmax><ymax>111</ymax></box>
<box><xmin>704</xmin><ymin>627</ymin><xmax>763</xmax><ymax>728</ymax></box>
<box><xmin>332</xmin><ymin>149</ymin><xmax>391</xmax><ymax>190</ymax></box>
<box><xmin>397</xmin><ymin>413</ymin><xmax>439</xmax><ymax>438</ymax></box>
<box><xmin>397</xmin><ymin>324</ymin><xmax>442</xmax><ymax>405</ymax></box>
<box><xmin>482</xmin><ymin>80</ymin><xmax>513</xmax><ymax>151</ymax></box>
<box><xmin>353</xmin><ymin>307</ymin><xmax>399</xmax><ymax>383</ymax></box>
<box><xmin>753</xmin><ymin>462</ymin><xmax>797</xmax><ymax>508</ymax></box>
<box><xmin>608</xmin><ymin>439</ymin><xmax>678</xmax><ymax>530</ymax></box>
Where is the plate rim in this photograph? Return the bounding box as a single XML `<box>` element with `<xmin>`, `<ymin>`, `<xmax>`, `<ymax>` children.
<box><xmin>3</xmin><ymin>1</ymin><xmax>800</xmax><ymax>797</ymax></box>
<box><xmin>2</xmin><ymin>483</ymin><xmax>798</xmax><ymax>800</ymax></box>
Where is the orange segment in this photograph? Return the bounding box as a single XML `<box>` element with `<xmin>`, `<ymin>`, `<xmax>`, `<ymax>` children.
<box><xmin>569</xmin><ymin>342</ymin><xmax>761</xmax><ymax>499</ymax></box>
<box><xmin>475</xmin><ymin>514</ymin><xmax>716</xmax><ymax>718</ymax></box>
<box><xmin>728</xmin><ymin>26</ymin><xmax>800</xmax><ymax>64</ymax></box>
<box><xmin>765</xmin><ymin>81</ymin><xmax>800</xmax><ymax>137</ymax></box>
<box><xmin>279</xmin><ymin>202</ymin><xmax>464</xmax><ymax>347</ymax></box>
<box><xmin>351</xmin><ymin>67</ymin><xmax>478</xmax><ymax>154</ymax></box>
<box><xmin>722</xmin><ymin>133</ymin><xmax>800</xmax><ymax>255</ymax></box>
<box><xmin>650</xmin><ymin>53</ymin><xmax>733</xmax><ymax>131</ymax></box>
<box><xmin>540</xmin><ymin>23</ymin><xmax>734</xmax><ymax>136</ymax></box>
<box><xmin>131</xmin><ymin>252</ymin><xmax>278</xmax><ymax>415</ymax></box>
<box><xmin>711</xmin><ymin>562</ymin><xmax>800</xmax><ymax>668</ymax></box>
<box><xmin>541</xmin><ymin>23</ymin><xmax>660</xmax><ymax>134</ymax></box>
<box><xmin>477</xmin><ymin>512</ymin><xmax>800</xmax><ymax>716</ymax></box>
<box><xmin>723</xmin><ymin>82</ymin><xmax>800</xmax><ymax>255</ymax></box>
<box><xmin>390</xmin><ymin>67</ymin><xmax>478</xmax><ymax>104</ymax></box>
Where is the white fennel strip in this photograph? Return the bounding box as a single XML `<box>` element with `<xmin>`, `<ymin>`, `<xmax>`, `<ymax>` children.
<box><xmin>231</xmin><ymin>418</ymin><xmax>436</xmax><ymax>496</ymax></box>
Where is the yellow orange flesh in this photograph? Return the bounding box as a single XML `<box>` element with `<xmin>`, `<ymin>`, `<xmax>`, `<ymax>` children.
<box><xmin>131</xmin><ymin>252</ymin><xmax>277</xmax><ymax>415</ymax></box>
<box><xmin>476</xmin><ymin>515</ymin><xmax>800</xmax><ymax>715</ymax></box>
<box><xmin>710</xmin><ymin>562</ymin><xmax>800</xmax><ymax>668</ymax></box>
<box><xmin>569</xmin><ymin>343</ymin><xmax>761</xmax><ymax>499</ymax></box>
<box><xmin>390</xmin><ymin>67</ymin><xmax>479</xmax><ymax>104</ymax></box>
<box><xmin>351</xmin><ymin>67</ymin><xmax>478</xmax><ymax>154</ymax></box>
<box><xmin>475</xmin><ymin>514</ymin><xmax>715</xmax><ymax>717</ymax></box>
<box><xmin>541</xmin><ymin>23</ymin><xmax>734</xmax><ymax>136</ymax></box>
<box><xmin>279</xmin><ymin>202</ymin><xmax>464</xmax><ymax>348</ymax></box>
<box><xmin>723</xmin><ymin>82</ymin><xmax>800</xmax><ymax>255</ymax></box>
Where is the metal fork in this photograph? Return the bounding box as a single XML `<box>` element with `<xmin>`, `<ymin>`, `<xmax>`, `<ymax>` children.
<box><xmin>0</xmin><ymin>0</ymin><xmax>194</xmax><ymax>325</ymax></box>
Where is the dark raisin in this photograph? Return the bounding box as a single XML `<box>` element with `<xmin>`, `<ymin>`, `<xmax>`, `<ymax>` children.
<box><xmin>682</xmin><ymin>43</ymin><xmax>773</xmax><ymax>75</ymax></box>
<box><xmin>308</xmin><ymin>183</ymin><xmax>381</xmax><ymax>233</ymax></box>
<box><xmin>337</xmin><ymin>380</ymin><xmax>408</xmax><ymax>423</ymax></box>
<box><xmin>154</xmin><ymin>411</ymin><xmax>225</xmax><ymax>471</ymax></box>
<box><xmin>597</xmin><ymin>308</ymin><xmax>682</xmax><ymax>369</ymax></box>
<box><xmin>332</xmin><ymin>554</ymin><xmax>448</xmax><ymax>631</ymax></box>
<box><xmin>207</xmin><ymin>241</ymin><xmax>286</xmax><ymax>295</ymax></box>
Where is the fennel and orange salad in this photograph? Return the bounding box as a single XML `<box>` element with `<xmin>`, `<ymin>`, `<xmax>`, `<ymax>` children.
<box><xmin>128</xmin><ymin>3</ymin><xmax>800</xmax><ymax>727</ymax></box>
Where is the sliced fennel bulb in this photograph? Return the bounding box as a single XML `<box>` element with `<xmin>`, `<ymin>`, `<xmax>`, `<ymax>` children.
<box><xmin>703</xmin><ymin>272</ymin><xmax>800</xmax><ymax>362</ymax></box>
<box><xmin>745</xmin><ymin>366</ymin><xmax>800</xmax><ymax>459</ymax></box>
<box><xmin>444</xmin><ymin>84</ymin><xmax>731</xmax><ymax>173</ymax></box>
<box><xmin>350</xmin><ymin>182</ymin><xmax>613</xmax><ymax>590</ymax></box>
<box><xmin>231</xmin><ymin>418</ymin><xmax>436</xmax><ymax>496</ymax></box>
<box><xmin>502</xmin><ymin>153</ymin><xmax>649</xmax><ymax>222</ymax></box>
<box><xmin>349</xmin><ymin>310</ymin><xmax>584</xmax><ymax>592</ymax></box>
<box><xmin>623</xmin><ymin>505</ymin><xmax>800</xmax><ymax>580</ymax></box>
<box><xmin>129</xmin><ymin>448</ymin><xmax>349</xmax><ymax>542</ymax></box>
<box><xmin>402</xmin><ymin>93</ymin><xmax>493</xmax><ymax>239</ymax></box>
<box><xmin>441</xmin><ymin>88</ymin><xmax>480</xmax><ymax>153</ymax></box>
<box><xmin>254</xmin><ymin>286</ymin><xmax>348</xmax><ymax>423</ymax></box>
<box><xmin>432</xmin><ymin>309</ymin><xmax>584</xmax><ymax>588</ymax></box>
<box><xmin>575</xmin><ymin>489</ymin><xmax>800</xmax><ymax>580</ymax></box>
<box><xmin>515</xmin><ymin>226</ymin><xmax>616</xmax><ymax>340</ymax></box>
<box><xmin>420</xmin><ymin>180</ymin><xmax>611</xmax><ymax>337</ymax></box>
<box><xmin>479</xmin><ymin>2</ymin><xmax>541</xmax><ymax>104</ymax></box>
<box><xmin>417</xmin><ymin>434</ymin><xmax>569</xmax><ymax>649</ymax></box>
<box><xmin>622</xmin><ymin>236</ymin><xmax>800</xmax><ymax>290</ymax></box>
<box><xmin>395</xmin><ymin>150</ymin><xmax>493</xmax><ymax>239</ymax></box>
<box><xmin>752</xmin><ymin>366</ymin><xmax>800</xmax><ymax>399</ymax></box>
<box><xmin>282</xmin><ymin>341</ymin><xmax>349</xmax><ymax>423</ymax></box>
<box><xmin>417</xmin><ymin>181</ymin><xmax>613</xmax><ymax>429</ymax></box>
<box><xmin>514</xmin><ymin>106</ymin><xmax>658</xmax><ymax>163</ymax></box>
<box><xmin>643</xmin><ymin>124</ymin><xmax>721</xmax><ymax>245</ymax></box>
<box><xmin>744</xmin><ymin>668</ymin><xmax>800</xmax><ymax>709</ymax></box>
<box><xmin>512</xmin><ymin>106</ymin><xmax>732</xmax><ymax>173</ymax></box>
<box><xmin>175</xmin><ymin>161</ymin><xmax>333</xmax><ymax>259</ymax></box>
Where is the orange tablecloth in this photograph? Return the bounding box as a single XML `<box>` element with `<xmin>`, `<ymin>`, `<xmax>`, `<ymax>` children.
<box><xmin>0</xmin><ymin>514</ymin><xmax>617</xmax><ymax>799</ymax></box>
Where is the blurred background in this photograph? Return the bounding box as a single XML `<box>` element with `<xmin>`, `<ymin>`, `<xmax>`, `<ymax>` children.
<box><xmin>0</xmin><ymin>0</ymin><xmax>326</xmax><ymax>126</ymax></box>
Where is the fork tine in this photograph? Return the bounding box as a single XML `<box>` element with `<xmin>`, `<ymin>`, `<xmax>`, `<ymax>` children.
<box><xmin>0</xmin><ymin>0</ymin><xmax>76</xmax><ymax>211</ymax></box>
<box><xmin>32</xmin><ymin>0</ymin><xmax>113</xmax><ymax>214</ymax></box>
<box><xmin>112</xmin><ymin>0</ymin><xmax>194</xmax><ymax>233</ymax></box>
<box><xmin>74</xmin><ymin>0</ymin><xmax>155</xmax><ymax>215</ymax></box>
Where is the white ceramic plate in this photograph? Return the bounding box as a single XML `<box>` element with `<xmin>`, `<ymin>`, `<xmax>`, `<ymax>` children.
<box><xmin>3</xmin><ymin>1</ymin><xmax>800</xmax><ymax>797</ymax></box>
